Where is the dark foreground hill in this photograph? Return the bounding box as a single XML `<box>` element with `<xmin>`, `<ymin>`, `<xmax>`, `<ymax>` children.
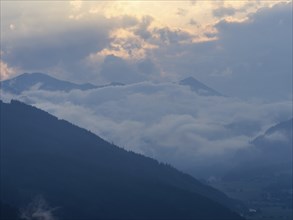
<box><xmin>0</xmin><ymin>100</ymin><xmax>244</xmax><ymax>220</ymax></box>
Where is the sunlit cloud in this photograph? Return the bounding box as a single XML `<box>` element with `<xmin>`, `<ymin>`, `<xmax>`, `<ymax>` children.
<box><xmin>80</xmin><ymin>0</ymin><xmax>287</xmax><ymax>39</ymax></box>
<box><xmin>0</xmin><ymin>59</ymin><xmax>17</xmax><ymax>80</ymax></box>
<box><xmin>70</xmin><ymin>0</ymin><xmax>83</xmax><ymax>11</ymax></box>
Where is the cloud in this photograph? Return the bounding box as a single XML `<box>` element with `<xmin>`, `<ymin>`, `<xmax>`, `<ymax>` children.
<box><xmin>99</xmin><ymin>55</ymin><xmax>146</xmax><ymax>83</ymax></box>
<box><xmin>134</xmin><ymin>15</ymin><xmax>154</xmax><ymax>40</ymax></box>
<box><xmin>263</xmin><ymin>131</ymin><xmax>290</xmax><ymax>143</ymax></box>
<box><xmin>20</xmin><ymin>196</ymin><xmax>58</xmax><ymax>220</ymax></box>
<box><xmin>189</xmin><ymin>19</ymin><xmax>198</xmax><ymax>26</ymax></box>
<box><xmin>153</xmin><ymin>27</ymin><xmax>193</xmax><ymax>45</ymax></box>
<box><xmin>1</xmin><ymin>19</ymin><xmax>110</xmax><ymax>81</ymax></box>
<box><xmin>212</xmin><ymin>2</ymin><xmax>292</xmax><ymax>100</ymax></box>
<box><xmin>2</xmin><ymin>81</ymin><xmax>291</xmax><ymax>176</ymax></box>
<box><xmin>1</xmin><ymin>10</ymin><xmax>140</xmax><ymax>82</ymax></box>
<box><xmin>70</xmin><ymin>0</ymin><xmax>83</xmax><ymax>11</ymax></box>
<box><xmin>177</xmin><ymin>8</ymin><xmax>188</xmax><ymax>17</ymax></box>
<box><xmin>213</xmin><ymin>7</ymin><xmax>236</xmax><ymax>18</ymax></box>
<box><xmin>0</xmin><ymin>59</ymin><xmax>17</xmax><ymax>80</ymax></box>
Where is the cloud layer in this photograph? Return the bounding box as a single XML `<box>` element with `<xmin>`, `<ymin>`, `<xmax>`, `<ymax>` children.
<box><xmin>2</xmin><ymin>81</ymin><xmax>291</xmax><ymax>176</ymax></box>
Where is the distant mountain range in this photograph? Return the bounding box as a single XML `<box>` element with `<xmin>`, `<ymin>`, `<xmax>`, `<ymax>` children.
<box><xmin>252</xmin><ymin>118</ymin><xmax>292</xmax><ymax>165</ymax></box>
<box><xmin>0</xmin><ymin>100</ymin><xmax>244</xmax><ymax>220</ymax></box>
<box><xmin>1</xmin><ymin>72</ymin><xmax>221</xmax><ymax>96</ymax></box>
<box><xmin>226</xmin><ymin>118</ymin><xmax>292</xmax><ymax>179</ymax></box>
<box><xmin>223</xmin><ymin>118</ymin><xmax>292</xmax><ymax>189</ymax></box>
<box><xmin>210</xmin><ymin>119</ymin><xmax>292</xmax><ymax>219</ymax></box>
<box><xmin>0</xmin><ymin>72</ymin><xmax>124</xmax><ymax>94</ymax></box>
<box><xmin>253</xmin><ymin>118</ymin><xmax>292</xmax><ymax>146</ymax></box>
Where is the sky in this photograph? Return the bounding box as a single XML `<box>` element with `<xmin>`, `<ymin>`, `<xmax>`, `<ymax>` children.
<box><xmin>1</xmin><ymin>0</ymin><xmax>292</xmax><ymax>100</ymax></box>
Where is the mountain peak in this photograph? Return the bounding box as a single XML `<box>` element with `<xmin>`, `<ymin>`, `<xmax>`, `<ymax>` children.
<box><xmin>180</xmin><ymin>76</ymin><xmax>200</xmax><ymax>83</ymax></box>
<box><xmin>15</xmin><ymin>72</ymin><xmax>59</xmax><ymax>82</ymax></box>
<box><xmin>179</xmin><ymin>76</ymin><xmax>222</xmax><ymax>96</ymax></box>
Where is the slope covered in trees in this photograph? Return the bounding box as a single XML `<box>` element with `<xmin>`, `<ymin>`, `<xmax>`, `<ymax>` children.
<box><xmin>0</xmin><ymin>100</ymin><xmax>244</xmax><ymax>220</ymax></box>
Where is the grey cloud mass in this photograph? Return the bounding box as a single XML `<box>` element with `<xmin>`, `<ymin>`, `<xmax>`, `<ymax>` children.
<box><xmin>134</xmin><ymin>15</ymin><xmax>154</xmax><ymax>40</ymax></box>
<box><xmin>213</xmin><ymin>2</ymin><xmax>292</xmax><ymax>100</ymax></box>
<box><xmin>1</xmin><ymin>14</ymin><xmax>139</xmax><ymax>82</ymax></box>
<box><xmin>4</xmin><ymin>23</ymin><xmax>108</xmax><ymax>69</ymax></box>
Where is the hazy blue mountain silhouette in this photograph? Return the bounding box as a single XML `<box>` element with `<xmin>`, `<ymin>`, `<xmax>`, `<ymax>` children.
<box><xmin>0</xmin><ymin>100</ymin><xmax>244</xmax><ymax>220</ymax></box>
<box><xmin>224</xmin><ymin>118</ymin><xmax>292</xmax><ymax>187</ymax></box>
<box><xmin>222</xmin><ymin>119</ymin><xmax>292</xmax><ymax>210</ymax></box>
<box><xmin>227</xmin><ymin>118</ymin><xmax>292</xmax><ymax>176</ymax></box>
<box><xmin>1</xmin><ymin>73</ymin><xmax>222</xmax><ymax>98</ymax></box>
<box><xmin>250</xmin><ymin>118</ymin><xmax>293</xmax><ymax>164</ymax></box>
<box><xmin>253</xmin><ymin>118</ymin><xmax>292</xmax><ymax>146</ymax></box>
<box><xmin>179</xmin><ymin>77</ymin><xmax>222</xmax><ymax>96</ymax></box>
<box><xmin>213</xmin><ymin>119</ymin><xmax>293</xmax><ymax>218</ymax></box>
<box><xmin>0</xmin><ymin>73</ymin><xmax>124</xmax><ymax>94</ymax></box>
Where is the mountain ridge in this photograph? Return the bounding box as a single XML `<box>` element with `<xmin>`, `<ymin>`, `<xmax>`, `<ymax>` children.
<box><xmin>1</xmin><ymin>73</ymin><xmax>221</xmax><ymax>97</ymax></box>
<box><xmin>0</xmin><ymin>100</ymin><xmax>244</xmax><ymax>220</ymax></box>
<box><xmin>0</xmin><ymin>73</ymin><xmax>126</xmax><ymax>94</ymax></box>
